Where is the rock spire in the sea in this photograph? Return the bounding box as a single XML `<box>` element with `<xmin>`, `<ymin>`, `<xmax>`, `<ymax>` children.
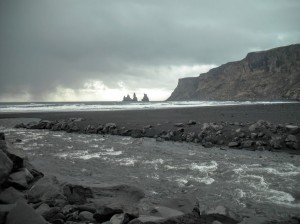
<box><xmin>142</xmin><ymin>93</ymin><xmax>149</xmax><ymax>102</ymax></box>
<box><xmin>123</xmin><ymin>94</ymin><xmax>132</xmax><ymax>101</ymax></box>
<box><xmin>122</xmin><ymin>93</ymin><xmax>150</xmax><ymax>102</ymax></box>
<box><xmin>132</xmin><ymin>93</ymin><xmax>138</xmax><ymax>101</ymax></box>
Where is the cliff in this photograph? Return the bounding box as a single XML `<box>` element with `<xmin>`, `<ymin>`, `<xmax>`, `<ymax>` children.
<box><xmin>168</xmin><ymin>44</ymin><xmax>300</xmax><ymax>101</ymax></box>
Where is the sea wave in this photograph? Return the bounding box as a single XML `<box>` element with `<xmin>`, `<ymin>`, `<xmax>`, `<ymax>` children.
<box><xmin>0</xmin><ymin>101</ymin><xmax>294</xmax><ymax>113</ymax></box>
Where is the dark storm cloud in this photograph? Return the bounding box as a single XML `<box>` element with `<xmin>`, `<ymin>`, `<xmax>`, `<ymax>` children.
<box><xmin>0</xmin><ymin>0</ymin><xmax>300</xmax><ymax>100</ymax></box>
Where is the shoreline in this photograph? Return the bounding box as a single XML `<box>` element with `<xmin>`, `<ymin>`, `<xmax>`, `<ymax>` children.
<box><xmin>1</xmin><ymin>103</ymin><xmax>300</xmax><ymax>125</ymax></box>
<box><xmin>4</xmin><ymin>103</ymin><xmax>299</xmax><ymax>154</ymax></box>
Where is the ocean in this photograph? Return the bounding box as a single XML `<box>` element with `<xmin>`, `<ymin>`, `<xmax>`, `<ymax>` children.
<box><xmin>0</xmin><ymin>101</ymin><xmax>295</xmax><ymax>113</ymax></box>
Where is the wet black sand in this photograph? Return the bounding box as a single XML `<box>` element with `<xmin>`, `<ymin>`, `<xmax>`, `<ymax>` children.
<box><xmin>1</xmin><ymin>103</ymin><xmax>300</xmax><ymax>131</ymax></box>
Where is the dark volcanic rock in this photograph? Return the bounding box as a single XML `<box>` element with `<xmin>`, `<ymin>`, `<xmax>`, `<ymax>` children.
<box><xmin>168</xmin><ymin>44</ymin><xmax>300</xmax><ymax>101</ymax></box>
<box><xmin>0</xmin><ymin>187</ymin><xmax>25</xmax><ymax>204</ymax></box>
<box><xmin>228</xmin><ymin>142</ymin><xmax>240</xmax><ymax>148</ymax></box>
<box><xmin>93</xmin><ymin>206</ymin><xmax>123</xmax><ymax>223</ymax></box>
<box><xmin>63</xmin><ymin>184</ymin><xmax>93</xmax><ymax>205</ymax></box>
<box><xmin>0</xmin><ymin>133</ymin><xmax>5</xmax><ymax>140</ymax></box>
<box><xmin>285</xmin><ymin>135</ymin><xmax>299</xmax><ymax>150</ymax></box>
<box><xmin>132</xmin><ymin>93</ymin><xmax>138</xmax><ymax>102</ymax></box>
<box><xmin>187</xmin><ymin>120</ymin><xmax>196</xmax><ymax>125</ymax></box>
<box><xmin>27</xmin><ymin>176</ymin><xmax>65</xmax><ymax>204</ymax></box>
<box><xmin>6</xmin><ymin>201</ymin><xmax>47</xmax><ymax>224</ymax></box>
<box><xmin>8</xmin><ymin>168</ymin><xmax>34</xmax><ymax>189</ymax></box>
<box><xmin>110</xmin><ymin>213</ymin><xmax>132</xmax><ymax>224</ymax></box>
<box><xmin>285</xmin><ymin>125</ymin><xmax>299</xmax><ymax>134</ymax></box>
<box><xmin>141</xmin><ymin>93</ymin><xmax>149</xmax><ymax>102</ymax></box>
<box><xmin>78</xmin><ymin>211</ymin><xmax>94</xmax><ymax>222</ymax></box>
<box><xmin>0</xmin><ymin>150</ymin><xmax>13</xmax><ymax>186</ymax></box>
<box><xmin>0</xmin><ymin>204</ymin><xmax>15</xmax><ymax>224</ymax></box>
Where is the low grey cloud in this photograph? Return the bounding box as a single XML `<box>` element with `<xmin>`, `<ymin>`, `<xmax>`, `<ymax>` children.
<box><xmin>0</xmin><ymin>0</ymin><xmax>299</xmax><ymax>101</ymax></box>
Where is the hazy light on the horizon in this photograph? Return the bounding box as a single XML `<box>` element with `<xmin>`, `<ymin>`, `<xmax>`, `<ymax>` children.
<box><xmin>0</xmin><ymin>64</ymin><xmax>216</xmax><ymax>102</ymax></box>
<box><xmin>0</xmin><ymin>0</ymin><xmax>299</xmax><ymax>102</ymax></box>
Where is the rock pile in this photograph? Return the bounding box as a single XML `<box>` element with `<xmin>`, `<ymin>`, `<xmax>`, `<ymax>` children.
<box><xmin>15</xmin><ymin>119</ymin><xmax>300</xmax><ymax>152</ymax></box>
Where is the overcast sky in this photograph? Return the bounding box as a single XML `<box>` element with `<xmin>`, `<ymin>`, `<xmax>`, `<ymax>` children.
<box><xmin>0</xmin><ymin>0</ymin><xmax>299</xmax><ymax>102</ymax></box>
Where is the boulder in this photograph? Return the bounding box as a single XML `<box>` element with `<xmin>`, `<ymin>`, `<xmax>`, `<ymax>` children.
<box><xmin>142</xmin><ymin>212</ymin><xmax>202</xmax><ymax>224</ymax></box>
<box><xmin>0</xmin><ymin>187</ymin><xmax>25</xmax><ymax>204</ymax></box>
<box><xmin>186</xmin><ymin>132</ymin><xmax>196</xmax><ymax>142</ymax></box>
<box><xmin>8</xmin><ymin>168</ymin><xmax>34</xmax><ymax>189</ymax></box>
<box><xmin>93</xmin><ymin>206</ymin><xmax>123</xmax><ymax>223</ymax></box>
<box><xmin>0</xmin><ymin>150</ymin><xmax>13</xmax><ymax>185</ymax></box>
<box><xmin>23</xmin><ymin>159</ymin><xmax>44</xmax><ymax>182</ymax></box>
<box><xmin>127</xmin><ymin>219</ymin><xmax>143</xmax><ymax>224</ymax></box>
<box><xmin>110</xmin><ymin>213</ymin><xmax>132</xmax><ymax>224</ymax></box>
<box><xmin>27</xmin><ymin>176</ymin><xmax>65</xmax><ymax>204</ymax></box>
<box><xmin>241</xmin><ymin>140</ymin><xmax>253</xmax><ymax>148</ymax></box>
<box><xmin>203</xmin><ymin>205</ymin><xmax>241</xmax><ymax>222</ymax></box>
<box><xmin>228</xmin><ymin>142</ymin><xmax>239</xmax><ymax>148</ymax></box>
<box><xmin>250</xmin><ymin>133</ymin><xmax>258</xmax><ymax>139</ymax></box>
<box><xmin>67</xmin><ymin>124</ymin><xmax>80</xmax><ymax>133</ymax></box>
<box><xmin>0</xmin><ymin>204</ymin><xmax>15</xmax><ymax>224</ymax></box>
<box><xmin>285</xmin><ymin>135</ymin><xmax>299</xmax><ymax>150</ymax></box>
<box><xmin>129</xmin><ymin>216</ymin><xmax>164</xmax><ymax>223</ymax></box>
<box><xmin>149</xmin><ymin>206</ymin><xmax>184</xmax><ymax>218</ymax></box>
<box><xmin>14</xmin><ymin>123</ymin><xmax>26</xmax><ymax>129</ymax></box>
<box><xmin>0</xmin><ymin>205</ymin><xmax>15</xmax><ymax>213</ymax></box>
<box><xmin>174</xmin><ymin>123</ymin><xmax>184</xmax><ymax>127</ymax></box>
<box><xmin>63</xmin><ymin>184</ymin><xmax>93</xmax><ymax>205</ymax></box>
<box><xmin>85</xmin><ymin>125</ymin><xmax>97</xmax><ymax>134</ymax></box>
<box><xmin>270</xmin><ymin>136</ymin><xmax>283</xmax><ymax>149</ymax></box>
<box><xmin>78</xmin><ymin>211</ymin><xmax>94</xmax><ymax>222</ymax></box>
<box><xmin>285</xmin><ymin>125</ymin><xmax>299</xmax><ymax>134</ymax></box>
<box><xmin>41</xmin><ymin>207</ymin><xmax>64</xmax><ymax>222</ymax></box>
<box><xmin>6</xmin><ymin>201</ymin><xmax>47</xmax><ymax>224</ymax></box>
<box><xmin>105</xmin><ymin>123</ymin><xmax>117</xmax><ymax>128</ymax></box>
<box><xmin>3</xmin><ymin>146</ymin><xmax>24</xmax><ymax>172</ymax></box>
<box><xmin>35</xmin><ymin>203</ymin><xmax>51</xmax><ymax>216</ymax></box>
<box><xmin>187</xmin><ymin>120</ymin><xmax>196</xmax><ymax>125</ymax></box>
<box><xmin>143</xmin><ymin>125</ymin><xmax>152</xmax><ymax>129</ymax></box>
<box><xmin>62</xmin><ymin>204</ymin><xmax>74</xmax><ymax>215</ymax></box>
<box><xmin>73</xmin><ymin>204</ymin><xmax>96</xmax><ymax>213</ymax></box>
<box><xmin>131</xmin><ymin>130</ymin><xmax>143</xmax><ymax>138</ymax></box>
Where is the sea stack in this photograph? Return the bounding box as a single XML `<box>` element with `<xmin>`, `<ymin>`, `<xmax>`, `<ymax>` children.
<box><xmin>142</xmin><ymin>93</ymin><xmax>149</xmax><ymax>102</ymax></box>
<box><xmin>123</xmin><ymin>94</ymin><xmax>132</xmax><ymax>101</ymax></box>
<box><xmin>132</xmin><ymin>93</ymin><xmax>138</xmax><ymax>101</ymax></box>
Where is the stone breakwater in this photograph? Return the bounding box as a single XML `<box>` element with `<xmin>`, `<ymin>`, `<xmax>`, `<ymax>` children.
<box><xmin>15</xmin><ymin>118</ymin><xmax>300</xmax><ymax>152</ymax></box>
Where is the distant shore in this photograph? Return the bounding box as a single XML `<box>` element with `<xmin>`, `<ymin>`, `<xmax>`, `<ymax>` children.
<box><xmin>1</xmin><ymin>103</ymin><xmax>300</xmax><ymax>128</ymax></box>
<box><xmin>1</xmin><ymin>103</ymin><xmax>300</xmax><ymax>154</ymax></box>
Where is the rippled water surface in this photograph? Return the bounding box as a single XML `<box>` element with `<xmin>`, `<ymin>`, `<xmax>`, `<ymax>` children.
<box><xmin>1</xmin><ymin>119</ymin><xmax>300</xmax><ymax>220</ymax></box>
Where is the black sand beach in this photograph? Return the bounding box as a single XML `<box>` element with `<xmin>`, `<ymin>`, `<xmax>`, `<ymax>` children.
<box><xmin>1</xmin><ymin>103</ymin><xmax>300</xmax><ymax>224</ymax></box>
<box><xmin>1</xmin><ymin>103</ymin><xmax>300</xmax><ymax>130</ymax></box>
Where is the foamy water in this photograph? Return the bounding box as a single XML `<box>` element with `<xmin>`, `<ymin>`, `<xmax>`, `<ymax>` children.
<box><xmin>1</xmin><ymin>122</ymin><xmax>300</xmax><ymax>220</ymax></box>
<box><xmin>0</xmin><ymin>101</ymin><xmax>294</xmax><ymax>113</ymax></box>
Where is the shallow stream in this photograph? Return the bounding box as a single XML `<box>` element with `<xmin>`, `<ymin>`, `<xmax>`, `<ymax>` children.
<box><xmin>1</xmin><ymin>118</ymin><xmax>300</xmax><ymax>221</ymax></box>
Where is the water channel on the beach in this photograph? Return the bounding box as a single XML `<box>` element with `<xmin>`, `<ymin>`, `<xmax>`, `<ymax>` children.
<box><xmin>1</xmin><ymin>120</ymin><xmax>300</xmax><ymax>221</ymax></box>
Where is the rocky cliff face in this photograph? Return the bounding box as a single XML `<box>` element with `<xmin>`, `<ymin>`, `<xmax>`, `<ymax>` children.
<box><xmin>168</xmin><ymin>44</ymin><xmax>300</xmax><ymax>101</ymax></box>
